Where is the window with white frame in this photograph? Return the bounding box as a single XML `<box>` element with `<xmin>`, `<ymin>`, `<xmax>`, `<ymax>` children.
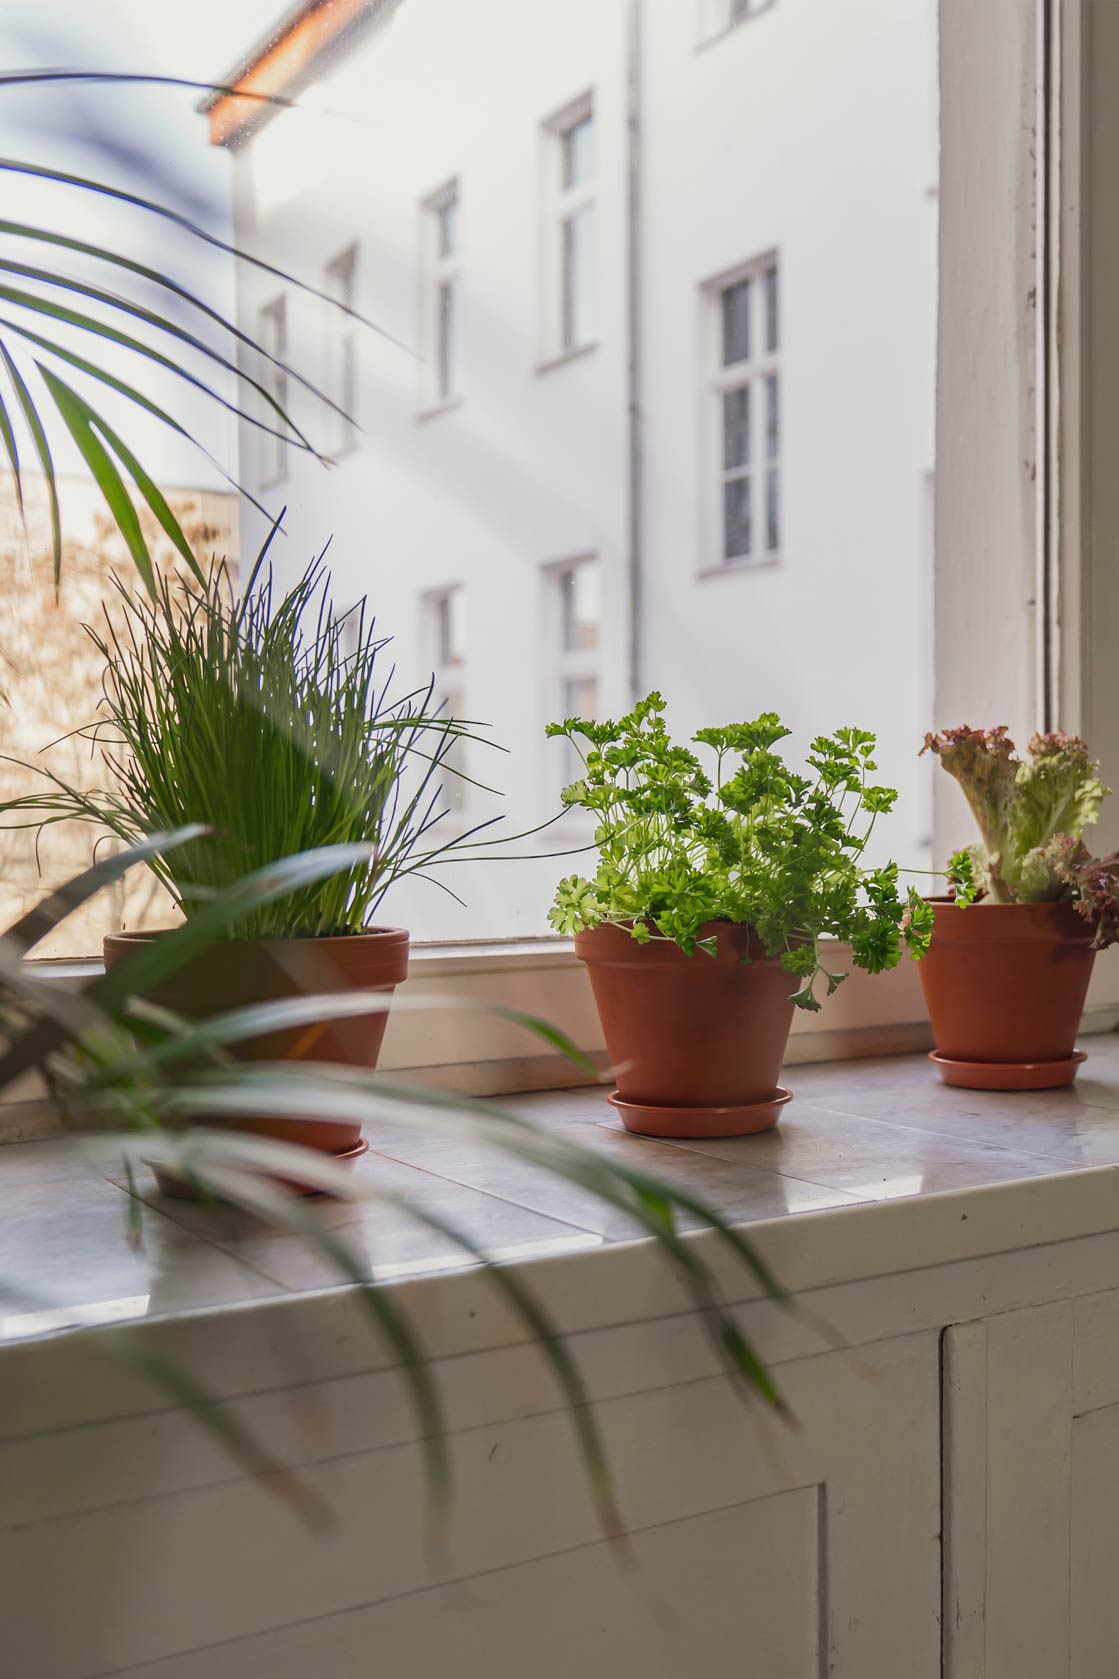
<box><xmin>548</xmin><ymin>557</ymin><xmax>601</xmax><ymax>787</ymax></box>
<box><xmin>420</xmin><ymin>181</ymin><xmax>461</xmax><ymax>408</ymax></box>
<box><xmin>323</xmin><ymin>244</ymin><xmax>358</xmax><ymax>455</ymax></box>
<box><xmin>710</xmin><ymin>256</ymin><xmax>780</xmax><ymax>567</ymax></box>
<box><xmin>542</xmin><ymin>94</ymin><xmax>596</xmax><ymax>359</ymax></box>
<box><xmin>424</xmin><ymin>585</ymin><xmax>468</xmax><ymax>810</ymax></box>
<box><xmin>20</xmin><ymin>2</ymin><xmax>1105</xmax><ymax>1061</ymax></box>
<box><xmin>257</xmin><ymin>294</ymin><xmax>287</xmax><ymax>486</ymax></box>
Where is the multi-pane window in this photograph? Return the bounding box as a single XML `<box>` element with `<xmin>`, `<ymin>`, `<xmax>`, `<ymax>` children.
<box><xmin>422</xmin><ymin>182</ymin><xmax>461</xmax><ymax>407</ymax></box>
<box><xmin>324</xmin><ymin>244</ymin><xmax>358</xmax><ymax>455</ymax></box>
<box><xmin>549</xmin><ymin>557</ymin><xmax>600</xmax><ymax>785</ymax></box>
<box><xmin>544</xmin><ymin>96</ymin><xmax>596</xmax><ymax>357</ymax></box>
<box><xmin>712</xmin><ymin>257</ymin><xmax>780</xmax><ymax>565</ymax></box>
<box><xmin>425</xmin><ymin>585</ymin><xmax>467</xmax><ymax>809</ymax></box>
<box><xmin>257</xmin><ymin>294</ymin><xmax>287</xmax><ymax>485</ymax></box>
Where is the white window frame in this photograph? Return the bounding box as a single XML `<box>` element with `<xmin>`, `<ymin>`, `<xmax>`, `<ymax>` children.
<box><xmin>418</xmin><ymin>180</ymin><xmax>461</xmax><ymax>415</ymax></box>
<box><xmin>539</xmin><ymin>92</ymin><xmax>597</xmax><ymax>367</ymax></box>
<box><xmin>257</xmin><ymin>294</ymin><xmax>288</xmax><ymax>487</ymax></box>
<box><xmin>704</xmin><ymin>252</ymin><xmax>781</xmax><ymax>572</ymax></box>
<box><xmin>323</xmin><ymin>243</ymin><xmax>358</xmax><ymax>457</ymax></box>
<box><xmin>20</xmin><ymin>4</ymin><xmax>1119</xmax><ymax>1102</ymax></box>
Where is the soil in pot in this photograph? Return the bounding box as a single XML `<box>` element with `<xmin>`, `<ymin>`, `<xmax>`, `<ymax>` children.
<box><xmin>103</xmin><ymin>926</ymin><xmax>409</xmax><ymax>1187</ymax></box>
<box><xmin>574</xmin><ymin>919</ymin><xmax>795</xmax><ymax>1138</ymax></box>
<box><xmin>918</xmin><ymin>898</ymin><xmax>1095</xmax><ymax>1088</ymax></box>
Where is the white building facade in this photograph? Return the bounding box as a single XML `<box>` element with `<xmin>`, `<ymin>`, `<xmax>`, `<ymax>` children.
<box><xmin>211</xmin><ymin>0</ymin><xmax>938</xmax><ymax>940</ymax></box>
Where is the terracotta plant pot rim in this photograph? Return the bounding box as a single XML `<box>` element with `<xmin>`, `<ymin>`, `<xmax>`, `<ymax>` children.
<box><xmin>574</xmin><ymin>918</ymin><xmax>783</xmax><ymax>966</ymax></box>
<box><xmin>922</xmin><ymin>897</ymin><xmax>1094</xmax><ymax>945</ymax></box>
<box><xmin>104</xmin><ymin>925</ymin><xmax>409</xmax><ymax>953</ymax></box>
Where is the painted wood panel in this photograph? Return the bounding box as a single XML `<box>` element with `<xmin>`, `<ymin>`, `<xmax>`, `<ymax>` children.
<box><xmin>1</xmin><ymin>1331</ymin><xmax>940</xmax><ymax>1678</ymax></box>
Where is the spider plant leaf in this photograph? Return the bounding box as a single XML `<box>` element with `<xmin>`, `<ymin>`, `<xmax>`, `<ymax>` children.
<box><xmin>0</xmin><ymin>221</ymin><xmax>352</xmax><ymax>428</ymax></box>
<box><xmin>0</xmin><ymin>157</ymin><xmax>407</xmax><ymax>354</ymax></box>
<box><xmin>163</xmin><ymin>1155</ymin><xmax>451</xmax><ymax>1505</ymax></box>
<box><xmin>38</xmin><ymin>365</ymin><xmax>156</xmax><ymax>596</ymax></box>
<box><xmin>119</xmin><ymin>1339</ymin><xmax>334</xmax><ymax>1532</ymax></box>
<box><xmin>0</xmin><ymin>280</ymin><xmax>318</xmax><ymax>459</ymax></box>
<box><xmin>0</xmin><ymin>382</ymin><xmax>22</xmax><ymax>519</ymax></box>
<box><xmin>117</xmin><ymin>1125</ymin><xmax>611</xmax><ymax>1522</ymax></box>
<box><xmin>0</xmin><ymin>258</ymin><xmax>325</xmax><ymax>449</ymax></box>
<box><xmin>91</xmin><ymin>844</ymin><xmax>377</xmax><ymax>1012</ymax></box>
<box><xmin>95</xmin><ymin>990</ymin><xmax>601</xmax><ymax>1086</ymax></box>
<box><xmin>164</xmin><ymin>1067</ymin><xmax>790</xmax><ymax>1417</ymax></box>
<box><xmin>0</xmin><ymin>314</ymin><xmax>280</xmax><ymax>527</ymax></box>
<box><xmin>63</xmin><ymin>399</ymin><xmax>206</xmax><ymax>584</ymax></box>
<box><xmin>0</xmin><ymin>339</ymin><xmax>60</xmax><ymax>583</ymax></box>
<box><xmin>2</xmin><ymin>825</ymin><xmax>208</xmax><ymax>955</ymax></box>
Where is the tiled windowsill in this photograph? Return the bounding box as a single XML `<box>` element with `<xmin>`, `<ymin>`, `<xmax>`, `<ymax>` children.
<box><xmin>4</xmin><ymin>1039</ymin><xmax>1119</xmax><ymax>1347</ymax></box>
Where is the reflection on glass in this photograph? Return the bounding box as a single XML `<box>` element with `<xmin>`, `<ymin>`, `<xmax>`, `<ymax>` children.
<box><xmin>722</xmin><ymin>277</ymin><xmax>751</xmax><ymax>365</ymax></box>
<box><xmin>723</xmin><ymin>385</ymin><xmax>751</xmax><ymax>470</ymax></box>
<box><xmin>724</xmin><ymin>474</ymin><xmax>751</xmax><ymax>560</ymax></box>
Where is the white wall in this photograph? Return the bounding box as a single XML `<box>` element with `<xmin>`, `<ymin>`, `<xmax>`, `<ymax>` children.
<box><xmin>228</xmin><ymin>0</ymin><xmax>938</xmax><ymax>938</ymax></box>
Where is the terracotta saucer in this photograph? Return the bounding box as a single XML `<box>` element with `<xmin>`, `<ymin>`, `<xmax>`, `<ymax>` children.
<box><xmin>151</xmin><ymin>1137</ymin><xmax>370</xmax><ymax>1201</ymax></box>
<box><xmin>928</xmin><ymin>1050</ymin><xmax>1087</xmax><ymax>1091</ymax></box>
<box><xmin>608</xmin><ymin>1087</ymin><xmax>792</xmax><ymax>1139</ymax></box>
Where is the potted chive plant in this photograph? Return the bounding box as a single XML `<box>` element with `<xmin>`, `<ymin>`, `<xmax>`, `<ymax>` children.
<box><xmin>7</xmin><ymin>549</ymin><xmax>489</xmax><ymax>1185</ymax></box>
<box><xmin>546</xmin><ymin>694</ymin><xmax>930</xmax><ymax>1138</ymax></box>
<box><xmin>920</xmin><ymin>726</ymin><xmax>1119</xmax><ymax>1088</ymax></box>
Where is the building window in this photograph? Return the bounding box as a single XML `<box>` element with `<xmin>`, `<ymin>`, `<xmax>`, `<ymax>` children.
<box><xmin>697</xmin><ymin>0</ymin><xmax>777</xmax><ymax>46</ymax></box>
<box><xmin>709</xmin><ymin>256</ymin><xmax>780</xmax><ymax>567</ymax></box>
<box><xmin>421</xmin><ymin>181</ymin><xmax>461</xmax><ymax>409</ymax></box>
<box><xmin>324</xmin><ymin>244</ymin><xmax>358</xmax><ymax>456</ymax></box>
<box><xmin>548</xmin><ymin>557</ymin><xmax>600</xmax><ymax>784</ymax></box>
<box><xmin>543</xmin><ymin>94</ymin><xmax>596</xmax><ymax>359</ymax></box>
<box><xmin>257</xmin><ymin>294</ymin><xmax>287</xmax><ymax>486</ymax></box>
<box><xmin>424</xmin><ymin>585</ymin><xmax>467</xmax><ymax>809</ymax></box>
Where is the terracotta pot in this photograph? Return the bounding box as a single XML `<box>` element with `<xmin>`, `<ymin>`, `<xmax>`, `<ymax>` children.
<box><xmin>918</xmin><ymin>898</ymin><xmax>1095</xmax><ymax>1088</ymax></box>
<box><xmin>103</xmin><ymin>927</ymin><xmax>409</xmax><ymax>1155</ymax></box>
<box><xmin>574</xmin><ymin>920</ymin><xmax>795</xmax><ymax>1137</ymax></box>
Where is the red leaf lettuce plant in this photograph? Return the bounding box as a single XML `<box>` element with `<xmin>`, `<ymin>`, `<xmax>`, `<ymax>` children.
<box><xmin>922</xmin><ymin>725</ymin><xmax>1119</xmax><ymax>947</ymax></box>
<box><xmin>547</xmin><ymin>692</ymin><xmax>931</xmax><ymax>1010</ymax></box>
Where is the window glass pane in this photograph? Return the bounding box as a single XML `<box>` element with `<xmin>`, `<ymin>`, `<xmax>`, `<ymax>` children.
<box><xmin>723</xmin><ymin>385</ymin><xmax>751</xmax><ymax>470</ymax></box>
<box><xmin>562</xmin><ymin>114</ymin><xmax>594</xmax><ymax>189</ymax></box>
<box><xmin>438</xmin><ymin>274</ymin><xmax>459</xmax><ymax>397</ymax></box>
<box><xmin>10</xmin><ymin>0</ymin><xmax>939</xmax><ymax>953</ymax></box>
<box><xmin>437</xmin><ymin>587</ymin><xmax>466</xmax><ymax>666</ymax></box>
<box><xmin>438</xmin><ymin>193</ymin><xmax>458</xmax><ymax>258</ymax></box>
<box><xmin>560</xmin><ymin>562</ymin><xmax>600</xmax><ymax>651</ymax></box>
<box><xmin>764</xmin><ymin>265</ymin><xmax>779</xmax><ymax>352</ymax></box>
<box><xmin>562</xmin><ymin>203</ymin><xmax>595</xmax><ymax>349</ymax></box>
<box><xmin>723</xmin><ymin>475</ymin><xmax>752</xmax><ymax>560</ymax></box>
<box><xmin>721</xmin><ymin>278</ymin><xmax>751</xmax><ymax>365</ymax></box>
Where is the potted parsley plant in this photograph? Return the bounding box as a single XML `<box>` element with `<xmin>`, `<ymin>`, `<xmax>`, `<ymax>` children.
<box><xmin>547</xmin><ymin>693</ymin><xmax>930</xmax><ymax>1138</ymax></box>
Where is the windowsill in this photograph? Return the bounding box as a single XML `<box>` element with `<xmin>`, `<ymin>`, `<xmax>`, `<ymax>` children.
<box><xmin>8</xmin><ymin>1041</ymin><xmax>1119</xmax><ymax>1353</ymax></box>
<box><xmin>697</xmin><ymin>552</ymin><xmax>782</xmax><ymax>579</ymax></box>
<box><xmin>415</xmin><ymin>395</ymin><xmax>463</xmax><ymax>423</ymax></box>
<box><xmin>535</xmin><ymin>341</ymin><xmax>599</xmax><ymax>376</ymax></box>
